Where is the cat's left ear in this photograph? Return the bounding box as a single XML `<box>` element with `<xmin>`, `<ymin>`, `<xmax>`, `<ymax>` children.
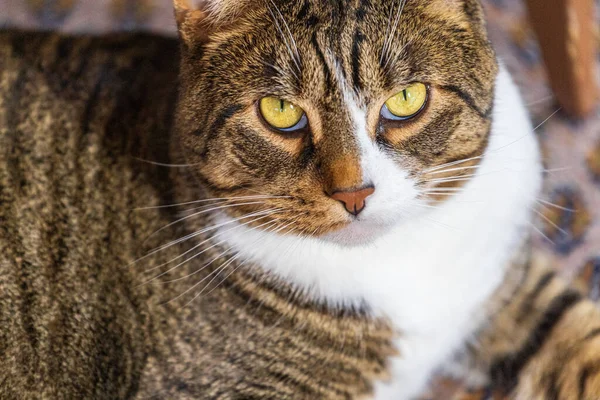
<box><xmin>173</xmin><ymin>0</ymin><xmax>251</xmax><ymax>45</ymax></box>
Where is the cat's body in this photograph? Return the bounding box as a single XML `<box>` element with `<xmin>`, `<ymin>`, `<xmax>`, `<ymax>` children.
<box><xmin>220</xmin><ymin>65</ymin><xmax>541</xmax><ymax>399</ymax></box>
<box><xmin>3</xmin><ymin>1</ymin><xmax>600</xmax><ymax>399</ymax></box>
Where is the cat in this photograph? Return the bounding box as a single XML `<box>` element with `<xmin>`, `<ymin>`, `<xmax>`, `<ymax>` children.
<box><xmin>2</xmin><ymin>0</ymin><xmax>600</xmax><ymax>399</ymax></box>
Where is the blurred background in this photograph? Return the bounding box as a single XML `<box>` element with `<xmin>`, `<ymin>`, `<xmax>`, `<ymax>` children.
<box><xmin>1</xmin><ymin>0</ymin><xmax>599</xmax><ymax>398</ymax></box>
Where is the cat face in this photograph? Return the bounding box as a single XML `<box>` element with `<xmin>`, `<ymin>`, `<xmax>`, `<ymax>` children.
<box><xmin>173</xmin><ymin>0</ymin><xmax>498</xmax><ymax>245</ymax></box>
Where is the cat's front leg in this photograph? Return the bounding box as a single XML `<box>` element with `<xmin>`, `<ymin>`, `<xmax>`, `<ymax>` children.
<box><xmin>466</xmin><ymin>255</ymin><xmax>600</xmax><ymax>399</ymax></box>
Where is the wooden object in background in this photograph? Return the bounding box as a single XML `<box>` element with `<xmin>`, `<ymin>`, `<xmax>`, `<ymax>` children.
<box><xmin>525</xmin><ymin>0</ymin><xmax>598</xmax><ymax>118</ymax></box>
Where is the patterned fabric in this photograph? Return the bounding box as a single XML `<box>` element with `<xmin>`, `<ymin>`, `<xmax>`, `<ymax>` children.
<box><xmin>0</xmin><ymin>0</ymin><xmax>177</xmax><ymax>35</ymax></box>
<box><xmin>1</xmin><ymin>0</ymin><xmax>599</xmax><ymax>398</ymax></box>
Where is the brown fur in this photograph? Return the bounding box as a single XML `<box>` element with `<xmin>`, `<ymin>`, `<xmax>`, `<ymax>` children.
<box><xmin>2</xmin><ymin>1</ymin><xmax>600</xmax><ymax>399</ymax></box>
<box><xmin>174</xmin><ymin>0</ymin><xmax>498</xmax><ymax>233</ymax></box>
<box><xmin>0</xmin><ymin>29</ymin><xmax>395</xmax><ymax>400</ymax></box>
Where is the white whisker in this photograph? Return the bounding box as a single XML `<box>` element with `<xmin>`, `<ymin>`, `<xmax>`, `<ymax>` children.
<box><xmin>196</xmin><ymin>217</ymin><xmax>299</xmax><ymax>301</ymax></box>
<box><xmin>422</xmin><ymin>165</ymin><xmax>481</xmax><ymax>176</ymax></box>
<box><xmin>267</xmin><ymin>2</ymin><xmax>301</xmax><ymax>75</ymax></box>
<box><xmin>422</xmin><ymin>155</ymin><xmax>483</xmax><ymax>174</ymax></box>
<box><xmin>134</xmin><ymin>195</ymin><xmax>290</xmax><ymax>211</ymax></box>
<box><xmin>533</xmin><ymin>107</ymin><xmax>562</xmax><ymax>131</ymax></box>
<box><xmin>543</xmin><ymin>166</ymin><xmax>572</xmax><ymax>173</ymax></box>
<box><xmin>525</xmin><ymin>95</ymin><xmax>555</xmax><ymax>107</ymax></box>
<box><xmin>133</xmin><ymin>157</ymin><xmax>201</xmax><ymax>168</ymax></box>
<box><xmin>143</xmin><ymin>212</ymin><xmax>279</xmax><ymax>276</ymax></box>
<box><xmin>536</xmin><ymin>198</ymin><xmax>575</xmax><ymax>212</ymax></box>
<box><xmin>130</xmin><ymin>208</ymin><xmax>282</xmax><ymax>266</ymax></box>
<box><xmin>381</xmin><ymin>0</ymin><xmax>407</xmax><ymax>65</ymax></box>
<box><xmin>168</xmin><ymin>217</ymin><xmax>285</xmax><ymax>307</ymax></box>
<box><xmin>149</xmin><ymin>218</ymin><xmax>280</xmax><ymax>282</ymax></box>
<box><xmin>532</xmin><ymin>208</ymin><xmax>568</xmax><ymax>236</ymax></box>
<box><xmin>529</xmin><ymin>222</ymin><xmax>554</xmax><ymax>245</ymax></box>
<box><xmin>140</xmin><ymin>201</ymin><xmax>272</xmax><ymax>244</ymax></box>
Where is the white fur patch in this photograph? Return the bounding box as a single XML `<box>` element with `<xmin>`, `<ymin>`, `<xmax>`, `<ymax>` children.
<box><xmin>217</xmin><ymin>65</ymin><xmax>542</xmax><ymax>399</ymax></box>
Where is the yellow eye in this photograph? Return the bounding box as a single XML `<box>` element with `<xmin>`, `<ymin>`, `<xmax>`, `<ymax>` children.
<box><xmin>259</xmin><ymin>97</ymin><xmax>306</xmax><ymax>130</ymax></box>
<box><xmin>383</xmin><ymin>83</ymin><xmax>428</xmax><ymax>119</ymax></box>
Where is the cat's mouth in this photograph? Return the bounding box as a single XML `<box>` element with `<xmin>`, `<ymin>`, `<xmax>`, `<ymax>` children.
<box><xmin>318</xmin><ymin>213</ymin><xmax>400</xmax><ymax>247</ymax></box>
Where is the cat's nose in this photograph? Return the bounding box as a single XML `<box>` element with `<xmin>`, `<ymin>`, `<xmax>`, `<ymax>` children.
<box><xmin>329</xmin><ymin>186</ymin><xmax>375</xmax><ymax>216</ymax></box>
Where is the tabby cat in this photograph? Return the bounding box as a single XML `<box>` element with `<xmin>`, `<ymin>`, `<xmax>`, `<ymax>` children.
<box><xmin>2</xmin><ymin>0</ymin><xmax>600</xmax><ymax>399</ymax></box>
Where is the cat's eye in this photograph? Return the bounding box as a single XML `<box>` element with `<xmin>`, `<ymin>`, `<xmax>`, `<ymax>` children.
<box><xmin>259</xmin><ymin>97</ymin><xmax>307</xmax><ymax>131</ymax></box>
<box><xmin>382</xmin><ymin>83</ymin><xmax>428</xmax><ymax>120</ymax></box>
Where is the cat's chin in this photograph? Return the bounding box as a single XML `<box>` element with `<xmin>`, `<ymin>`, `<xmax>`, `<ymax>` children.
<box><xmin>319</xmin><ymin>219</ymin><xmax>397</xmax><ymax>247</ymax></box>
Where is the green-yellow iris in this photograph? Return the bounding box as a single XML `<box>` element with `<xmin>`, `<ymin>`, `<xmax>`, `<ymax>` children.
<box><xmin>259</xmin><ymin>97</ymin><xmax>305</xmax><ymax>129</ymax></box>
<box><xmin>385</xmin><ymin>83</ymin><xmax>428</xmax><ymax>118</ymax></box>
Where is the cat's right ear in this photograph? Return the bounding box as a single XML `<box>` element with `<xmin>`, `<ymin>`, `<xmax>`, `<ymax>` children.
<box><xmin>173</xmin><ymin>0</ymin><xmax>211</xmax><ymax>44</ymax></box>
<box><xmin>173</xmin><ymin>0</ymin><xmax>251</xmax><ymax>45</ymax></box>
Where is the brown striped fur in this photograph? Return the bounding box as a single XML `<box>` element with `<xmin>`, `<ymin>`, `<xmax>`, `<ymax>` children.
<box><xmin>0</xmin><ymin>30</ymin><xmax>396</xmax><ymax>400</ymax></box>
<box><xmin>2</xmin><ymin>1</ymin><xmax>600</xmax><ymax>399</ymax></box>
<box><xmin>173</xmin><ymin>0</ymin><xmax>497</xmax><ymax>237</ymax></box>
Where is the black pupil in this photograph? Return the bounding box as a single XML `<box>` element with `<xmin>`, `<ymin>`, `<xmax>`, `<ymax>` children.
<box><xmin>402</xmin><ymin>89</ymin><xmax>408</xmax><ymax>101</ymax></box>
<box><xmin>279</xmin><ymin>99</ymin><xmax>285</xmax><ymax>112</ymax></box>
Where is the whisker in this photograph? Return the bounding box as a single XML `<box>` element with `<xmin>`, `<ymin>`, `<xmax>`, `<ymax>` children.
<box><xmin>179</xmin><ymin>253</ymin><xmax>243</xmax><ymax>308</ymax></box>
<box><xmin>386</xmin><ymin>39</ymin><xmax>413</xmax><ymax>71</ymax></box>
<box><xmin>532</xmin><ymin>208</ymin><xmax>568</xmax><ymax>236</ymax></box>
<box><xmin>130</xmin><ymin>208</ymin><xmax>282</xmax><ymax>266</ymax></box>
<box><xmin>267</xmin><ymin>2</ymin><xmax>301</xmax><ymax>75</ymax></box>
<box><xmin>485</xmin><ymin>108</ymin><xmax>563</xmax><ymax>160</ymax></box>
<box><xmin>380</xmin><ymin>0</ymin><xmax>395</xmax><ymax>64</ymax></box>
<box><xmin>422</xmin><ymin>187</ymin><xmax>465</xmax><ymax>192</ymax></box>
<box><xmin>260</xmin><ymin>60</ymin><xmax>297</xmax><ymax>81</ymax></box>
<box><xmin>165</xmin><ymin>252</ymin><xmax>238</xmax><ymax>306</ymax></box>
<box><xmin>529</xmin><ymin>222</ymin><xmax>555</xmax><ymax>245</ymax></box>
<box><xmin>167</xmin><ymin>217</ymin><xmax>286</xmax><ymax>307</ymax></box>
<box><xmin>381</xmin><ymin>0</ymin><xmax>407</xmax><ymax>65</ymax></box>
<box><xmin>134</xmin><ymin>195</ymin><xmax>290</xmax><ymax>211</ymax></box>
<box><xmin>140</xmin><ymin>201</ymin><xmax>272</xmax><ymax>244</ymax></box>
<box><xmin>525</xmin><ymin>95</ymin><xmax>555</xmax><ymax>107</ymax></box>
<box><xmin>422</xmin><ymin>155</ymin><xmax>483</xmax><ymax>174</ymax></box>
<box><xmin>536</xmin><ymin>198</ymin><xmax>575</xmax><ymax>212</ymax></box>
<box><xmin>422</xmin><ymin>165</ymin><xmax>481</xmax><ymax>176</ymax></box>
<box><xmin>149</xmin><ymin>218</ymin><xmax>280</xmax><ymax>282</ymax></box>
<box><xmin>421</xmin><ymin>177</ymin><xmax>474</xmax><ymax>185</ymax></box>
<box><xmin>143</xmin><ymin>213</ymin><xmax>279</xmax><ymax>276</ymax></box>
<box><xmin>423</xmin><ymin>214</ymin><xmax>461</xmax><ymax>232</ymax></box>
<box><xmin>192</xmin><ymin>217</ymin><xmax>298</xmax><ymax>301</ymax></box>
<box><xmin>543</xmin><ymin>166</ymin><xmax>573</xmax><ymax>174</ymax></box>
<box><xmin>133</xmin><ymin>157</ymin><xmax>201</xmax><ymax>168</ymax></box>
<box><xmin>269</xmin><ymin>0</ymin><xmax>301</xmax><ymax>65</ymax></box>
<box><xmin>533</xmin><ymin>107</ymin><xmax>562</xmax><ymax>131</ymax></box>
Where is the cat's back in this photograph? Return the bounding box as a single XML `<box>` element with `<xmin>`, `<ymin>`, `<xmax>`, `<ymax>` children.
<box><xmin>0</xmin><ymin>30</ymin><xmax>180</xmax><ymax>399</ymax></box>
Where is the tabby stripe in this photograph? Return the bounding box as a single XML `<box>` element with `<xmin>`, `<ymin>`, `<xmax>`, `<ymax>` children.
<box><xmin>5</xmin><ymin>62</ymin><xmax>41</xmax><ymax>360</ymax></box>
<box><xmin>584</xmin><ymin>328</ymin><xmax>600</xmax><ymax>341</ymax></box>
<box><xmin>441</xmin><ymin>84</ymin><xmax>492</xmax><ymax>119</ymax></box>
<box><xmin>351</xmin><ymin>30</ymin><xmax>365</xmax><ymax>92</ymax></box>
<box><xmin>196</xmin><ymin>104</ymin><xmax>244</xmax><ymax>159</ymax></box>
<box><xmin>490</xmin><ymin>289</ymin><xmax>583</xmax><ymax>391</ymax></box>
<box><xmin>81</xmin><ymin>66</ymin><xmax>110</xmax><ymax>135</ymax></box>
<box><xmin>195</xmin><ymin>173</ymin><xmax>252</xmax><ymax>193</ymax></box>
<box><xmin>355</xmin><ymin>0</ymin><xmax>369</xmax><ymax>21</ymax></box>
<box><xmin>579</xmin><ymin>362</ymin><xmax>600</xmax><ymax>399</ymax></box>
<box><xmin>297</xmin><ymin>0</ymin><xmax>310</xmax><ymax>20</ymax></box>
<box><xmin>403</xmin><ymin>107</ymin><xmax>462</xmax><ymax>162</ymax></box>
<box><xmin>310</xmin><ymin>32</ymin><xmax>334</xmax><ymax>92</ymax></box>
<box><xmin>546</xmin><ymin>374</ymin><xmax>560</xmax><ymax>400</ymax></box>
<box><xmin>517</xmin><ymin>272</ymin><xmax>555</xmax><ymax>322</ymax></box>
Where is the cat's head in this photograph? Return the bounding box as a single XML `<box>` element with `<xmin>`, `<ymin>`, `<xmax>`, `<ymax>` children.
<box><xmin>172</xmin><ymin>0</ymin><xmax>498</xmax><ymax>246</ymax></box>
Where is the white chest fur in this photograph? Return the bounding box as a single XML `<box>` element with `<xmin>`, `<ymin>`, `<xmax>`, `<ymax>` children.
<box><xmin>218</xmin><ymin>66</ymin><xmax>542</xmax><ymax>399</ymax></box>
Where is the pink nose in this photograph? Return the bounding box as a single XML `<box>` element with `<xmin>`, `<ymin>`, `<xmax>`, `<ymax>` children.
<box><xmin>330</xmin><ymin>186</ymin><xmax>375</xmax><ymax>216</ymax></box>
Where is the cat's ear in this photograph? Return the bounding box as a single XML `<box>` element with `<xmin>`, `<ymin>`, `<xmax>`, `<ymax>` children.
<box><xmin>173</xmin><ymin>0</ymin><xmax>251</xmax><ymax>44</ymax></box>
